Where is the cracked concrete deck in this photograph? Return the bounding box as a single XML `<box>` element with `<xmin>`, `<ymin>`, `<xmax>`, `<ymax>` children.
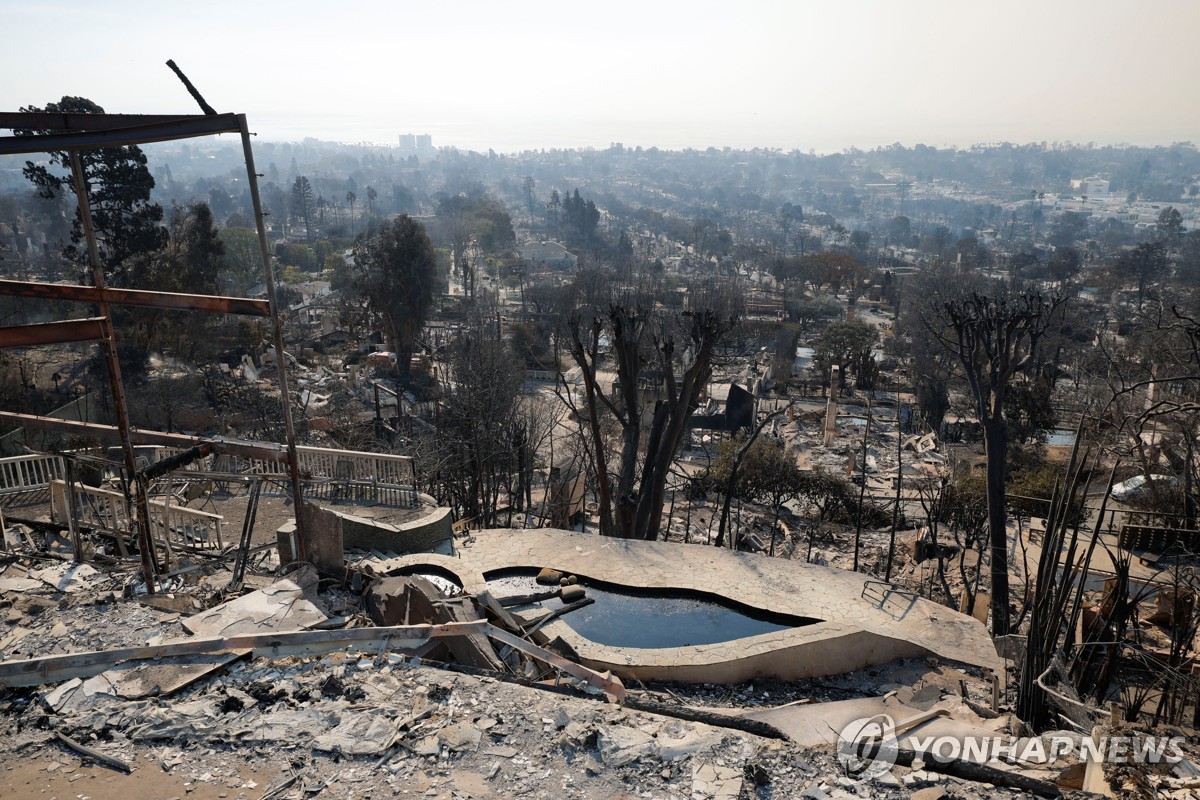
<box><xmin>369</xmin><ymin>529</ymin><xmax>1000</xmax><ymax>683</ymax></box>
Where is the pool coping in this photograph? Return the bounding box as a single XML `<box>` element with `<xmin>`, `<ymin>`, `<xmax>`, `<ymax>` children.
<box><xmin>369</xmin><ymin>528</ymin><xmax>1001</xmax><ymax>683</ymax></box>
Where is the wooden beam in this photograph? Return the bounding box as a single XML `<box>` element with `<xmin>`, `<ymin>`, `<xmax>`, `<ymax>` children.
<box><xmin>0</xmin><ymin>279</ymin><xmax>270</xmax><ymax>316</ymax></box>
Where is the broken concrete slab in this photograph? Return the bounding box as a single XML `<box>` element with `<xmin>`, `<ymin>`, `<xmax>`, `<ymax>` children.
<box><xmin>30</xmin><ymin>562</ymin><xmax>98</xmax><ymax>593</ymax></box>
<box><xmin>597</xmin><ymin>724</ymin><xmax>656</xmax><ymax>767</ymax></box>
<box><xmin>312</xmin><ymin>711</ymin><xmax>398</xmax><ymax>755</ymax></box>
<box><xmin>0</xmin><ymin>576</ymin><xmax>42</xmax><ymax>593</ymax></box>
<box><xmin>438</xmin><ymin>721</ymin><xmax>483</xmax><ymax>752</ymax></box>
<box><xmin>99</xmin><ymin>651</ymin><xmax>251</xmax><ymax>699</ymax></box>
<box><xmin>0</xmin><ymin>626</ymin><xmax>32</xmax><ymax>656</ymax></box>
<box><xmin>225</xmin><ymin>708</ymin><xmax>340</xmax><ymax>744</ymax></box>
<box><xmin>40</xmin><ymin>652</ymin><xmax>250</xmax><ymax>715</ymax></box>
<box><xmin>692</xmin><ymin>762</ymin><xmax>743</xmax><ymax>800</ymax></box>
<box><xmin>449</xmin><ymin>770</ymin><xmax>494</xmax><ymax>798</ymax></box>
<box><xmin>657</xmin><ymin>728</ymin><xmax>725</xmax><ymax>761</ymax></box>
<box><xmin>181</xmin><ymin>579</ymin><xmax>327</xmax><ymax>637</ymax></box>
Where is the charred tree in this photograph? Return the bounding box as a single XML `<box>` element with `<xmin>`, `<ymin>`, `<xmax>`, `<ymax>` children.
<box><xmin>939</xmin><ymin>290</ymin><xmax>1066</xmax><ymax>635</ymax></box>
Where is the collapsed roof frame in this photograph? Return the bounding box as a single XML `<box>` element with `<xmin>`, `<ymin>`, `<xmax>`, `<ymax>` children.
<box><xmin>0</xmin><ymin>110</ymin><xmax>307</xmax><ymax>592</ymax></box>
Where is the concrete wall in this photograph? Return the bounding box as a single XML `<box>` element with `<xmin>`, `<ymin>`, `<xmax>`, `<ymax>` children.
<box><xmin>558</xmin><ymin>625</ymin><xmax>933</xmax><ymax>685</ymax></box>
<box><xmin>340</xmin><ymin>507</ymin><xmax>452</xmax><ymax>553</ymax></box>
<box><xmin>277</xmin><ymin>506</ymin><xmax>452</xmax><ymax>567</ymax></box>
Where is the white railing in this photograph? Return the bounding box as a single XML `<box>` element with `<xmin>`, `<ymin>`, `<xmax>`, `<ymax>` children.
<box><xmin>0</xmin><ymin>453</ymin><xmax>65</xmax><ymax>496</ymax></box>
<box><xmin>299</xmin><ymin>446</ymin><xmax>414</xmax><ymax>486</ymax></box>
<box><xmin>50</xmin><ymin>480</ymin><xmax>223</xmax><ymax>552</ymax></box>
<box><xmin>154</xmin><ymin>444</ymin><xmax>414</xmax><ymax>487</ymax></box>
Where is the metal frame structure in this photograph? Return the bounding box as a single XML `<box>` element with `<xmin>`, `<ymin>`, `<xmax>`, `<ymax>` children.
<box><xmin>0</xmin><ymin>110</ymin><xmax>306</xmax><ymax>591</ymax></box>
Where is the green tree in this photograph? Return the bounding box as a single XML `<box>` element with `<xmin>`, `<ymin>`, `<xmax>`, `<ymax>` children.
<box><xmin>1156</xmin><ymin>207</ymin><xmax>1184</xmax><ymax>249</ymax></box>
<box><xmin>509</xmin><ymin>320</ymin><xmax>556</xmax><ymax>371</ymax></box>
<box><xmin>325</xmin><ymin>253</ymin><xmax>349</xmax><ymax>288</ymax></box>
<box><xmin>560</xmin><ymin>188</ymin><xmax>600</xmax><ymax>245</ymax></box>
<box><xmin>1119</xmin><ymin>241</ymin><xmax>1167</xmax><ymax>309</ymax></box>
<box><xmin>799</xmin><ymin>251</ymin><xmax>864</xmax><ymax>293</ymax></box>
<box><xmin>546</xmin><ymin>189</ymin><xmax>561</xmax><ymax>237</ymax></box>
<box><xmin>887</xmin><ymin>215</ymin><xmax>911</xmax><ymax>247</ymax></box>
<box><xmin>218</xmin><ymin>226</ymin><xmax>264</xmax><ymax>293</ymax></box>
<box><xmin>20</xmin><ymin>96</ymin><xmax>167</xmax><ymax>279</ymax></box>
<box><xmin>523</xmin><ymin>176</ymin><xmax>536</xmax><ymax>219</ymax></box>
<box><xmin>796</xmin><ymin>470</ymin><xmax>851</xmax><ymax>522</ymax></box>
<box><xmin>812</xmin><ymin>320</ymin><xmax>877</xmax><ymax>387</ymax></box>
<box><xmin>1050</xmin><ymin>211</ymin><xmax>1089</xmax><ymax>249</ymax></box>
<box><xmin>434</xmin><ymin>193</ymin><xmax>515</xmax><ymax>297</ymax></box>
<box><xmin>125</xmin><ymin>202</ymin><xmax>225</xmax><ymax>357</ymax></box>
<box><xmin>290</xmin><ymin>176</ymin><xmax>317</xmax><ymax>243</ymax></box>
<box><xmin>779</xmin><ymin>202</ymin><xmax>803</xmax><ymax>251</ymax></box>
<box><xmin>351</xmin><ymin>215</ymin><xmax>438</xmax><ymax>379</ymax></box>
<box><xmin>366</xmin><ymin>186</ymin><xmax>378</xmax><ymax>220</ymax></box>
<box><xmin>1177</xmin><ymin>231</ymin><xmax>1200</xmax><ymax>283</ymax></box>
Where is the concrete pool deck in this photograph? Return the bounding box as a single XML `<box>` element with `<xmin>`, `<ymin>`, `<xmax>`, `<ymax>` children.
<box><xmin>368</xmin><ymin>528</ymin><xmax>1001</xmax><ymax>683</ymax></box>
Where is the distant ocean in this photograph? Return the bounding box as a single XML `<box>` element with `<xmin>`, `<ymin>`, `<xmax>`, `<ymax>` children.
<box><xmin>243</xmin><ymin>111</ymin><xmax>863</xmax><ymax>155</ymax></box>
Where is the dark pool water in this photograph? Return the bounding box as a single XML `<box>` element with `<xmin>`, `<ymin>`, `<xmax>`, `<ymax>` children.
<box><xmin>485</xmin><ymin>571</ymin><xmax>819</xmax><ymax>649</ymax></box>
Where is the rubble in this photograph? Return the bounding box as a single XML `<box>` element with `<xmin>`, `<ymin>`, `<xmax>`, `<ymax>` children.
<box><xmin>181</xmin><ymin>579</ymin><xmax>327</xmax><ymax>637</ymax></box>
<box><xmin>0</xmin><ymin>539</ymin><xmax>1084</xmax><ymax>800</ymax></box>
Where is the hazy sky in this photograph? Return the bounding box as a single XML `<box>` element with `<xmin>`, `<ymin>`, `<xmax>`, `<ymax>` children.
<box><xmin>2</xmin><ymin>0</ymin><xmax>1196</xmax><ymax>153</ymax></box>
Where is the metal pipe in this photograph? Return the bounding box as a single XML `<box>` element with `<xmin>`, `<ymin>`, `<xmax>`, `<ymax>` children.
<box><xmin>237</xmin><ymin>114</ymin><xmax>307</xmax><ymax>554</ymax></box>
<box><xmin>68</xmin><ymin>152</ymin><xmax>159</xmax><ymax>593</ymax></box>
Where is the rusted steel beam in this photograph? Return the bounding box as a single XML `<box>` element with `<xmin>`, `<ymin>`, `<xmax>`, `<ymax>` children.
<box><xmin>68</xmin><ymin>151</ymin><xmax>160</xmax><ymax>593</ymax></box>
<box><xmin>0</xmin><ymin>111</ymin><xmax>213</xmax><ymax>131</ymax></box>
<box><xmin>0</xmin><ymin>279</ymin><xmax>270</xmax><ymax>316</ymax></box>
<box><xmin>0</xmin><ymin>113</ymin><xmax>241</xmax><ymax>155</ymax></box>
<box><xmin>0</xmin><ymin>412</ymin><xmax>290</xmax><ymax>463</ymax></box>
<box><xmin>137</xmin><ymin>443</ymin><xmax>213</xmax><ymax>481</ymax></box>
<box><xmin>239</xmin><ymin>114</ymin><xmax>308</xmax><ymax>552</ymax></box>
<box><xmin>0</xmin><ymin>317</ymin><xmax>107</xmax><ymax>347</ymax></box>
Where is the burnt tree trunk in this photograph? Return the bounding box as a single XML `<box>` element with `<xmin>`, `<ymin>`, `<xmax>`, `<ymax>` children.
<box><xmin>983</xmin><ymin>419</ymin><xmax>1010</xmax><ymax>635</ymax></box>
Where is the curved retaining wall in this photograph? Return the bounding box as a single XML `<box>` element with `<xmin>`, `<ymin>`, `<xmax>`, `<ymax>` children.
<box><xmin>277</xmin><ymin>506</ymin><xmax>452</xmax><ymax>565</ymax></box>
